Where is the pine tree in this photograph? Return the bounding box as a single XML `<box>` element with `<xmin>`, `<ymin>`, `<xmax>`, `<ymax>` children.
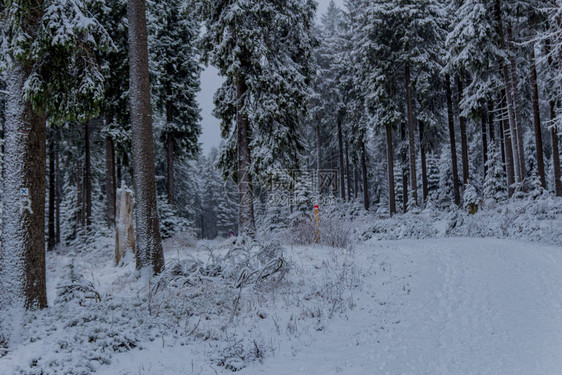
<box><xmin>351</xmin><ymin>0</ymin><xmax>401</xmax><ymax>213</ymax></box>
<box><xmin>96</xmin><ymin>0</ymin><xmax>130</xmax><ymax>226</ymax></box>
<box><xmin>149</xmin><ymin>0</ymin><xmax>201</xmax><ymax>206</ymax></box>
<box><xmin>310</xmin><ymin>1</ymin><xmax>344</xmax><ymax>167</ymax></box>
<box><xmin>0</xmin><ymin>0</ymin><xmax>108</xmax><ymax>313</ymax></box>
<box><xmin>201</xmin><ymin>0</ymin><xmax>316</xmax><ymax>234</ymax></box>
<box><xmin>438</xmin><ymin>145</ymin><xmax>457</xmax><ymax>207</ymax></box>
<box><xmin>427</xmin><ymin>151</ymin><xmax>441</xmax><ymax>199</ymax></box>
<box><xmin>338</xmin><ymin>0</ymin><xmax>373</xmax><ymax>211</ymax></box>
<box><xmin>315</xmin><ymin>2</ymin><xmax>347</xmax><ymax>200</ymax></box>
<box><xmin>483</xmin><ymin>142</ymin><xmax>507</xmax><ymax>202</ymax></box>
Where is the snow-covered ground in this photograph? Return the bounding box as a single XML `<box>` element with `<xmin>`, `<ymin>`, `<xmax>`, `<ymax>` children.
<box><xmin>4</xmin><ymin>236</ymin><xmax>562</xmax><ymax>374</ymax></box>
<box><xmin>239</xmin><ymin>238</ymin><xmax>562</xmax><ymax>374</ymax></box>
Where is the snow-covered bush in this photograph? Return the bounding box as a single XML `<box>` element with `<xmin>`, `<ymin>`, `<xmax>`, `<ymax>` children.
<box><xmin>527</xmin><ymin>171</ymin><xmax>547</xmax><ymax>200</ymax></box>
<box><xmin>283</xmin><ymin>205</ymin><xmax>356</xmax><ymax>249</ymax></box>
<box><xmin>55</xmin><ymin>262</ymin><xmax>101</xmax><ymax>305</ymax></box>
<box><xmin>157</xmin><ymin>195</ymin><xmax>190</xmax><ymax>239</ymax></box>
<box><xmin>153</xmin><ymin>240</ymin><xmax>287</xmax><ymax>295</ymax></box>
<box><xmin>285</xmin><ymin>211</ymin><xmax>316</xmax><ymax>245</ymax></box>
<box><xmin>463</xmin><ymin>182</ymin><xmax>479</xmax><ymax>214</ymax></box>
<box><xmin>359</xmin><ymin>195</ymin><xmax>562</xmax><ymax>246</ymax></box>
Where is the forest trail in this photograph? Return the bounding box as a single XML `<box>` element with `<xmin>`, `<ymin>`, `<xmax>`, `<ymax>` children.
<box><xmin>239</xmin><ymin>238</ymin><xmax>562</xmax><ymax>374</ymax></box>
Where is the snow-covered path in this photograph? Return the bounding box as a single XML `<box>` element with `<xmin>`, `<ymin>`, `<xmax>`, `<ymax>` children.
<box><xmin>241</xmin><ymin>238</ymin><xmax>562</xmax><ymax>374</ymax></box>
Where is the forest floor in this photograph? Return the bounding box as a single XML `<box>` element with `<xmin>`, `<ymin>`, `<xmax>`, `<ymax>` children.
<box><xmin>2</xmin><ymin>237</ymin><xmax>562</xmax><ymax>374</ymax></box>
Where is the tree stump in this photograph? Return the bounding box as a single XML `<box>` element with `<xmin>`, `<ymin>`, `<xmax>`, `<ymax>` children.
<box><xmin>115</xmin><ymin>188</ymin><xmax>135</xmax><ymax>265</ymax></box>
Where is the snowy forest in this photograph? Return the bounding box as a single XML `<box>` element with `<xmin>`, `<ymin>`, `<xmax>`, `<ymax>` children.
<box><xmin>2</xmin><ymin>0</ymin><xmax>562</xmax><ymax>373</ymax></box>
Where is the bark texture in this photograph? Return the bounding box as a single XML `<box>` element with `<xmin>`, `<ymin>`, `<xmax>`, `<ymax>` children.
<box><xmin>546</xmin><ymin>40</ymin><xmax>562</xmax><ymax>196</ymax></box>
<box><xmin>456</xmin><ymin>75</ymin><xmax>470</xmax><ymax>185</ymax></box>
<box><xmin>337</xmin><ymin>115</ymin><xmax>346</xmax><ymax>200</ymax></box>
<box><xmin>418</xmin><ymin>120</ymin><xmax>428</xmax><ymax>202</ymax></box>
<box><xmin>401</xmin><ymin>122</ymin><xmax>408</xmax><ymax>213</ymax></box>
<box><xmin>386</xmin><ymin>123</ymin><xmax>396</xmax><ymax>215</ymax></box>
<box><xmin>360</xmin><ymin>139</ymin><xmax>369</xmax><ymax>211</ymax></box>
<box><xmin>405</xmin><ymin>63</ymin><xmax>418</xmax><ymax>205</ymax></box>
<box><xmin>55</xmin><ymin>133</ymin><xmax>61</xmax><ymax>245</ymax></box>
<box><xmin>236</xmin><ymin>78</ymin><xmax>255</xmax><ymax>235</ymax></box>
<box><xmin>345</xmin><ymin>138</ymin><xmax>352</xmax><ymax>201</ymax></box>
<box><xmin>530</xmin><ymin>48</ymin><xmax>546</xmax><ymax>188</ymax></box>
<box><xmin>128</xmin><ymin>0</ymin><xmax>164</xmax><ymax>274</ymax></box>
<box><xmin>0</xmin><ymin>65</ymin><xmax>48</xmax><ymax>310</ymax></box>
<box><xmin>84</xmin><ymin>120</ymin><xmax>92</xmax><ymax>228</ymax></box>
<box><xmin>507</xmin><ymin>24</ymin><xmax>526</xmax><ymax>182</ymax></box>
<box><xmin>481</xmin><ymin>110</ymin><xmax>489</xmax><ymax>175</ymax></box>
<box><xmin>166</xmin><ymin>132</ymin><xmax>174</xmax><ymax>205</ymax></box>
<box><xmin>445</xmin><ymin>74</ymin><xmax>461</xmax><ymax>206</ymax></box>
<box><xmin>501</xmin><ymin>93</ymin><xmax>516</xmax><ymax>195</ymax></box>
<box><xmin>48</xmin><ymin>132</ymin><xmax>56</xmax><ymax>251</ymax></box>
<box><xmin>550</xmin><ymin>101</ymin><xmax>562</xmax><ymax>197</ymax></box>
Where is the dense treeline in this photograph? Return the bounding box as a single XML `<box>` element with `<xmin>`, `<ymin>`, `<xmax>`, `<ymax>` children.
<box><xmin>310</xmin><ymin>0</ymin><xmax>562</xmax><ymax>215</ymax></box>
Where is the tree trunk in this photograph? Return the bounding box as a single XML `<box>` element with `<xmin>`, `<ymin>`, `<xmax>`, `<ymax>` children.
<box><xmin>84</xmin><ymin>120</ymin><xmax>92</xmax><ymax>228</ymax></box>
<box><xmin>400</xmin><ymin>122</ymin><xmax>409</xmax><ymax>213</ymax></box>
<box><xmin>401</xmin><ymin>122</ymin><xmax>408</xmax><ymax>213</ymax></box>
<box><xmin>456</xmin><ymin>75</ymin><xmax>470</xmax><ymax>185</ymax></box>
<box><xmin>337</xmin><ymin>116</ymin><xmax>345</xmax><ymax>200</ymax></box>
<box><xmin>345</xmin><ymin>138</ymin><xmax>352</xmax><ymax>201</ymax></box>
<box><xmin>418</xmin><ymin>120</ymin><xmax>428</xmax><ymax>202</ymax></box>
<box><xmin>115</xmin><ymin>188</ymin><xmax>136</xmax><ymax>265</ymax></box>
<box><xmin>550</xmin><ymin>102</ymin><xmax>562</xmax><ymax>196</ymax></box>
<box><xmin>316</xmin><ymin>123</ymin><xmax>321</xmax><ymax>193</ymax></box>
<box><xmin>55</xmin><ymin>132</ymin><xmax>61</xmax><ymax>245</ymax></box>
<box><xmin>488</xmin><ymin>101</ymin><xmax>496</xmax><ymax>143</ymax></box>
<box><xmin>546</xmin><ymin>39</ymin><xmax>562</xmax><ymax>196</ymax></box>
<box><xmin>166</xmin><ymin>132</ymin><xmax>174</xmax><ymax>205</ymax></box>
<box><xmin>499</xmin><ymin>102</ymin><xmax>506</xmax><ymax>166</ymax></box>
<box><xmin>105</xmin><ymin>114</ymin><xmax>116</xmax><ymax>227</ymax></box>
<box><xmin>504</xmin><ymin>66</ymin><xmax>522</xmax><ymax>183</ymax></box>
<box><xmin>445</xmin><ymin>74</ymin><xmax>461</xmax><ymax>206</ymax></box>
<box><xmin>405</xmin><ymin>62</ymin><xmax>418</xmax><ymax>205</ymax></box>
<box><xmin>1</xmin><ymin>105</ymin><xmax>4</xmax><ymax>182</ymax></box>
<box><xmin>76</xmin><ymin>159</ymin><xmax>83</xmax><ymax>229</ymax></box>
<box><xmin>128</xmin><ymin>0</ymin><xmax>165</xmax><ymax>274</ymax></box>
<box><xmin>116</xmin><ymin>155</ymin><xmax>122</xmax><ymax>188</ymax></box>
<box><xmin>501</xmin><ymin>93</ymin><xmax>516</xmax><ymax>195</ymax></box>
<box><xmin>495</xmin><ymin>0</ymin><xmax>522</xmax><ymax>183</ymax></box>
<box><xmin>530</xmin><ymin>47</ymin><xmax>546</xmax><ymax>188</ymax></box>
<box><xmin>236</xmin><ymin>78</ymin><xmax>255</xmax><ymax>235</ymax></box>
<box><xmin>48</xmin><ymin>131</ymin><xmax>56</xmax><ymax>251</ymax></box>
<box><xmin>360</xmin><ymin>139</ymin><xmax>369</xmax><ymax>211</ymax></box>
<box><xmin>507</xmin><ymin>24</ymin><xmax>526</xmax><ymax>182</ymax></box>
<box><xmin>354</xmin><ymin>165</ymin><xmax>359</xmax><ymax>200</ymax></box>
<box><xmin>0</xmin><ymin>65</ymin><xmax>47</xmax><ymax>310</ymax></box>
<box><xmin>386</xmin><ymin>123</ymin><xmax>396</xmax><ymax>215</ymax></box>
<box><xmin>481</xmin><ymin>109</ymin><xmax>489</xmax><ymax>176</ymax></box>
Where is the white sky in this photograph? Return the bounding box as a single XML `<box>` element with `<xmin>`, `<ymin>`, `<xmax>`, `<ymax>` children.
<box><xmin>197</xmin><ymin>0</ymin><xmax>345</xmax><ymax>154</ymax></box>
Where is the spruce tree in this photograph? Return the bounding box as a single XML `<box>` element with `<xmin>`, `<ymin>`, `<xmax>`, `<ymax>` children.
<box><xmin>149</xmin><ymin>0</ymin><xmax>201</xmax><ymax>206</ymax></box>
<box><xmin>0</xmin><ymin>0</ymin><xmax>107</xmax><ymax>314</ymax></box>
<box><xmin>201</xmin><ymin>0</ymin><xmax>316</xmax><ymax>235</ymax></box>
<box><xmin>483</xmin><ymin>142</ymin><xmax>507</xmax><ymax>202</ymax></box>
<box><xmin>96</xmin><ymin>0</ymin><xmax>130</xmax><ymax>226</ymax></box>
